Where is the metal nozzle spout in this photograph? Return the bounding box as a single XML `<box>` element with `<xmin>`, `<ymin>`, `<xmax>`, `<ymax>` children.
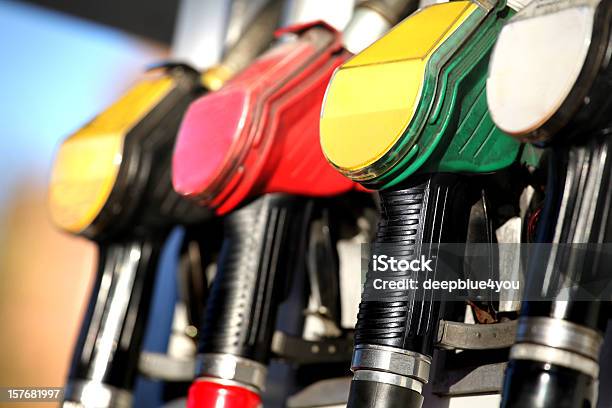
<box><xmin>204</xmin><ymin>0</ymin><xmax>283</xmax><ymax>89</ymax></box>
<box><xmin>358</xmin><ymin>0</ymin><xmax>420</xmax><ymax>24</ymax></box>
<box><xmin>343</xmin><ymin>0</ymin><xmax>418</xmax><ymax>54</ymax></box>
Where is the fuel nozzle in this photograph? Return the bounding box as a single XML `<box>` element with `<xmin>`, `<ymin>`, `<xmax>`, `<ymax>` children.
<box><xmin>48</xmin><ymin>2</ymin><xmax>282</xmax><ymax>405</ymax></box>
<box><xmin>320</xmin><ymin>0</ymin><xmax>524</xmax><ymax>189</ymax></box>
<box><xmin>49</xmin><ymin>63</ymin><xmax>211</xmax><ymax>408</ymax></box>
<box><xmin>173</xmin><ymin>1</ymin><xmax>420</xmax><ymax>214</ymax></box>
<box><xmin>171</xmin><ymin>2</ymin><xmax>415</xmax><ymax>407</ymax></box>
<box><xmin>49</xmin><ymin>64</ymin><xmax>209</xmax><ymax>238</ymax></box>
<box><xmin>172</xmin><ymin>21</ymin><xmax>354</xmax><ymax>215</ymax></box>
<box><xmin>487</xmin><ymin>0</ymin><xmax>612</xmax><ymax>406</ymax></box>
<box><xmin>319</xmin><ymin>1</ymin><xmax>527</xmax><ymax>407</ymax></box>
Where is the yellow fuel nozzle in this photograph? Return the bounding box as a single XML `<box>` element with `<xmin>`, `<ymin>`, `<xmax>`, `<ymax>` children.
<box><xmin>48</xmin><ymin>73</ymin><xmax>173</xmax><ymax>234</ymax></box>
<box><xmin>320</xmin><ymin>1</ymin><xmax>478</xmax><ymax>177</ymax></box>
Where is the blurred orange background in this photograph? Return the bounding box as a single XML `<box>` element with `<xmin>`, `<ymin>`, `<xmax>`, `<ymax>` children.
<box><xmin>0</xmin><ymin>1</ymin><xmax>167</xmax><ymax>406</ymax></box>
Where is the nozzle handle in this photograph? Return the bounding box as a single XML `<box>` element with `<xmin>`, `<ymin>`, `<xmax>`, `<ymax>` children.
<box><xmin>501</xmin><ymin>135</ymin><xmax>612</xmax><ymax>408</ymax></box>
<box><xmin>356</xmin><ymin>175</ymin><xmax>477</xmax><ymax>354</ymax></box>
<box><xmin>349</xmin><ymin>175</ymin><xmax>479</xmax><ymax>408</ymax></box>
<box><xmin>198</xmin><ymin>195</ymin><xmax>311</xmax><ymax>367</ymax></box>
<box><xmin>64</xmin><ymin>236</ymin><xmax>163</xmax><ymax>406</ymax></box>
<box><xmin>520</xmin><ymin>135</ymin><xmax>612</xmax><ymax>329</ymax></box>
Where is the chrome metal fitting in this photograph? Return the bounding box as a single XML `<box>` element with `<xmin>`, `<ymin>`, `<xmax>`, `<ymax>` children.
<box><xmin>510</xmin><ymin>343</ymin><xmax>600</xmax><ymax>378</ymax></box>
<box><xmin>63</xmin><ymin>381</ymin><xmax>131</xmax><ymax>408</ymax></box>
<box><xmin>516</xmin><ymin>316</ymin><xmax>603</xmax><ymax>360</ymax></box>
<box><xmin>196</xmin><ymin>353</ymin><xmax>267</xmax><ymax>392</ymax></box>
<box><xmin>351</xmin><ymin>344</ymin><xmax>431</xmax><ymax>391</ymax></box>
<box><xmin>510</xmin><ymin>316</ymin><xmax>604</xmax><ymax>378</ymax></box>
<box><xmin>343</xmin><ymin>7</ymin><xmax>391</xmax><ymax>54</ymax></box>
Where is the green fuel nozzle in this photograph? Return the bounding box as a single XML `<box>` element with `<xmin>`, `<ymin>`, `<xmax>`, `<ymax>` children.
<box><xmin>319</xmin><ymin>2</ymin><xmax>528</xmax><ymax>407</ymax></box>
<box><xmin>320</xmin><ymin>0</ymin><xmax>522</xmax><ymax>190</ymax></box>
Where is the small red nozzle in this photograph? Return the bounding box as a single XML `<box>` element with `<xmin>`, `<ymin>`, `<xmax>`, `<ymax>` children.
<box><xmin>172</xmin><ymin>22</ymin><xmax>357</xmax><ymax>214</ymax></box>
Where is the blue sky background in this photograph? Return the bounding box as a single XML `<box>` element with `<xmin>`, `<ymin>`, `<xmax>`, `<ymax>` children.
<box><xmin>0</xmin><ymin>0</ymin><xmax>166</xmax><ymax>204</ymax></box>
<box><xmin>0</xmin><ymin>2</ymin><xmax>175</xmax><ymax>406</ymax></box>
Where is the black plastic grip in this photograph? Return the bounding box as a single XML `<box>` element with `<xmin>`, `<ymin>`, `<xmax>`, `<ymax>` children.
<box><xmin>66</xmin><ymin>236</ymin><xmax>162</xmax><ymax>396</ymax></box>
<box><xmin>502</xmin><ymin>136</ymin><xmax>612</xmax><ymax>408</ymax></box>
<box><xmin>199</xmin><ymin>194</ymin><xmax>311</xmax><ymax>364</ymax></box>
<box><xmin>348</xmin><ymin>379</ymin><xmax>424</xmax><ymax>408</ymax></box>
<box><xmin>521</xmin><ymin>135</ymin><xmax>612</xmax><ymax>330</ymax></box>
<box><xmin>356</xmin><ymin>174</ymin><xmax>478</xmax><ymax>357</ymax></box>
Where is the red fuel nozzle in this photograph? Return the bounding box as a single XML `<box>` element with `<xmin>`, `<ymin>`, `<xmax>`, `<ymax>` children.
<box><xmin>172</xmin><ymin>22</ymin><xmax>356</xmax><ymax>214</ymax></box>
